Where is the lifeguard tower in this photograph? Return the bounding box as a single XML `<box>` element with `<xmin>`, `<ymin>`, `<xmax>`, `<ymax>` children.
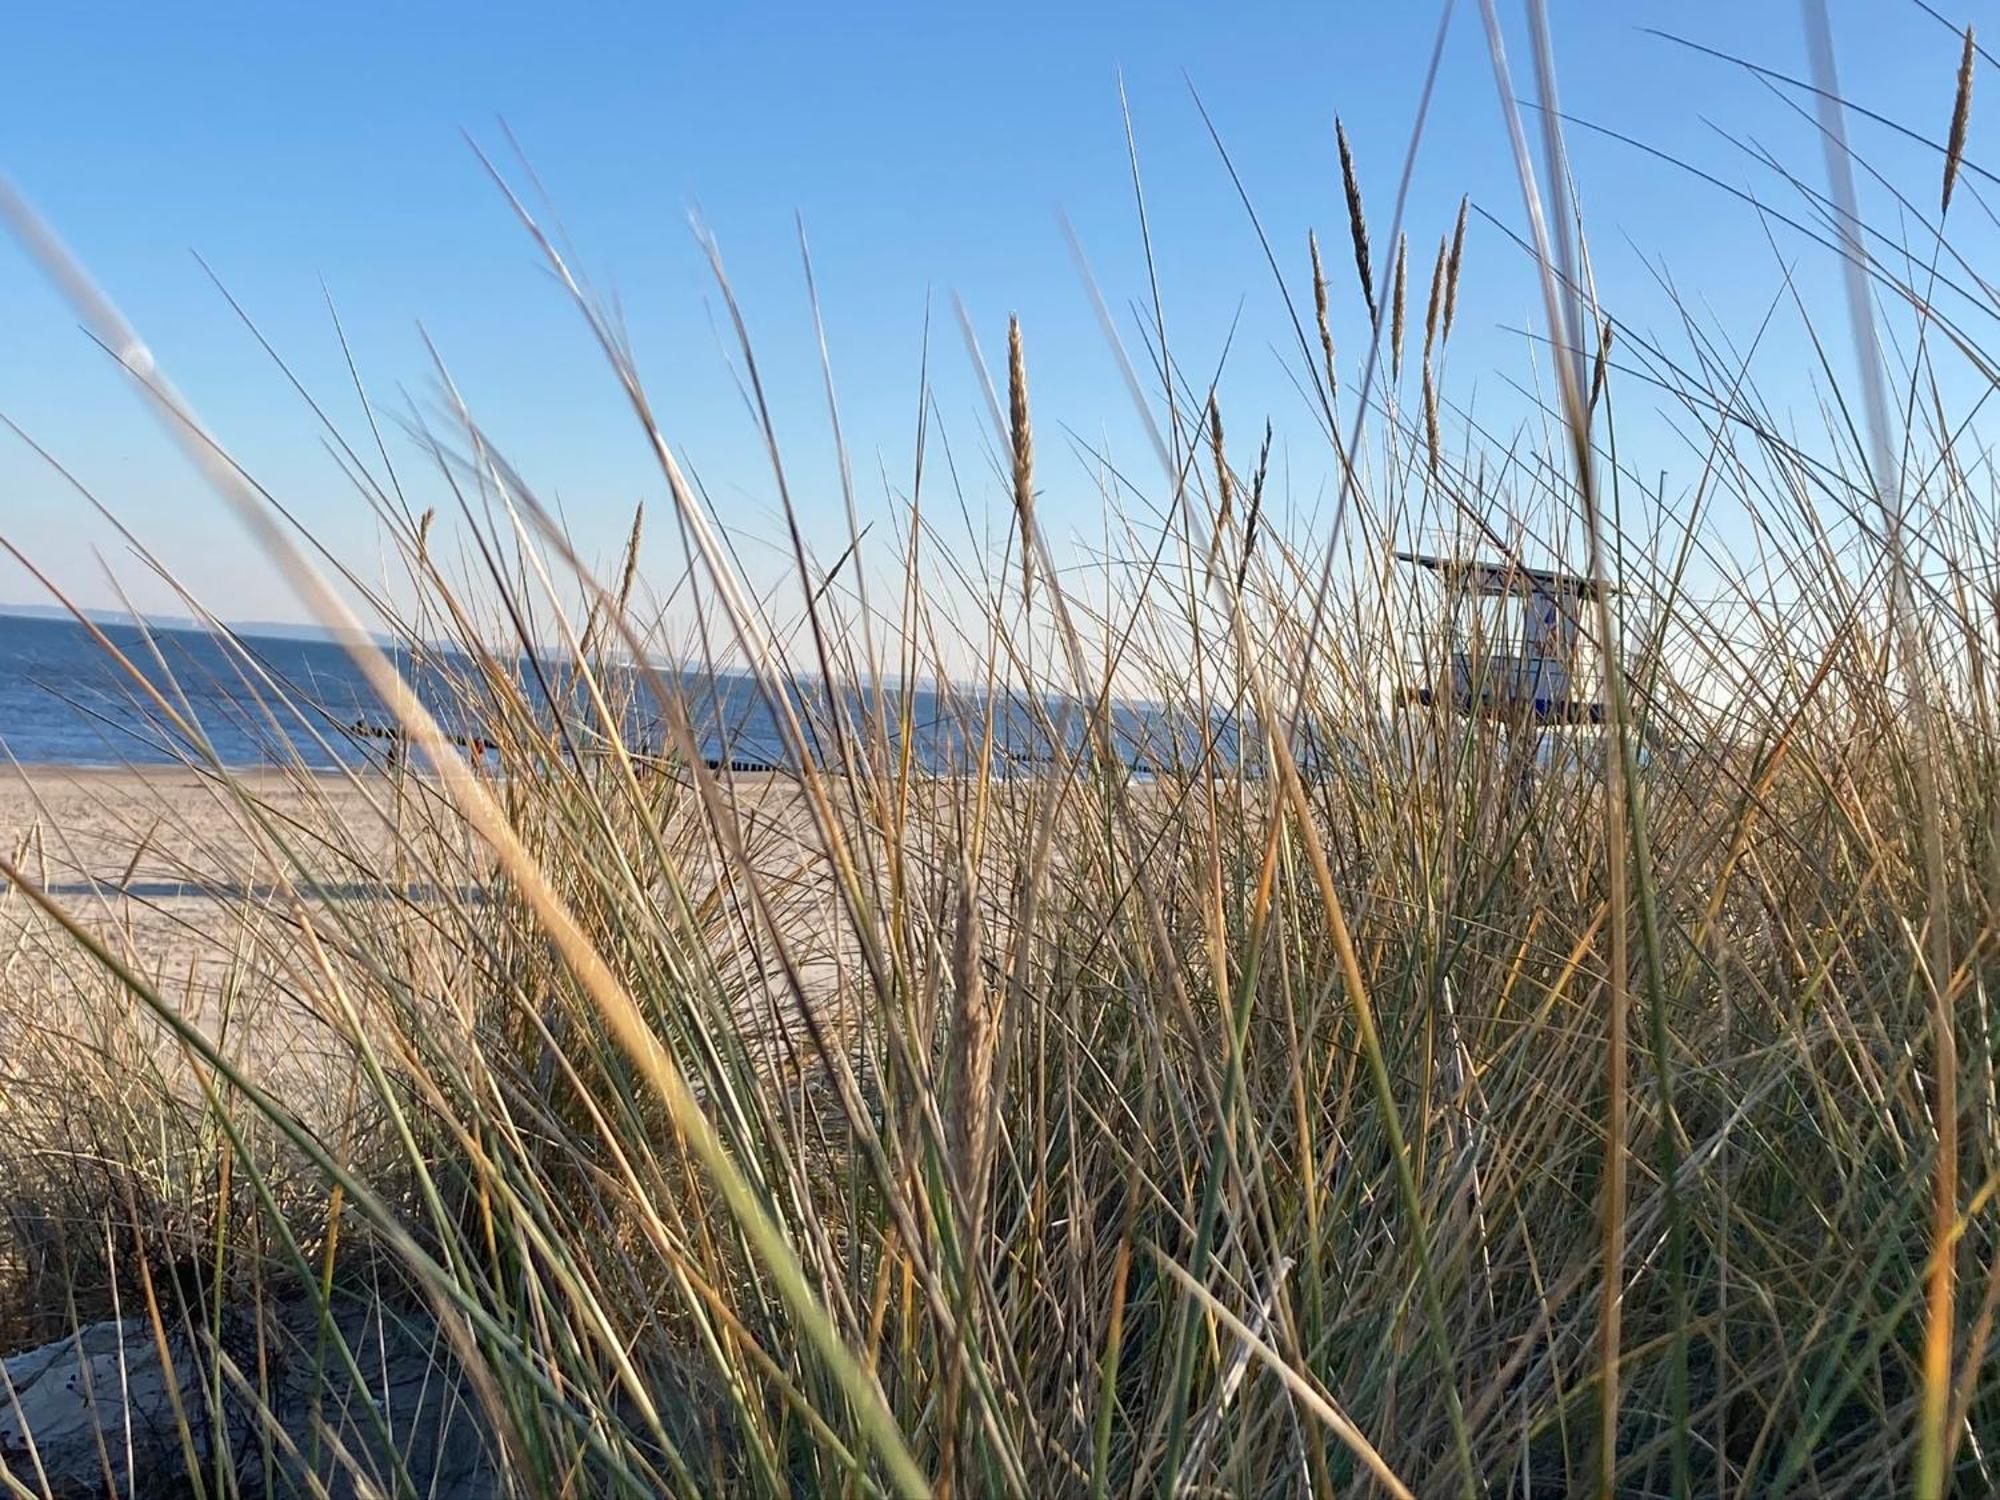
<box><xmin>1394</xmin><ymin>549</ymin><xmax>1606</xmax><ymax>726</ymax></box>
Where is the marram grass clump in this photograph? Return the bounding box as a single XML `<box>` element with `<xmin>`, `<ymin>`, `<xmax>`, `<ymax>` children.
<box><xmin>2</xmin><ymin>20</ymin><xmax>1998</xmax><ymax>1500</ymax></box>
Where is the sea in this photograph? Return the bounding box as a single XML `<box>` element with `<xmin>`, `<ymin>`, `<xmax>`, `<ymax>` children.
<box><xmin>0</xmin><ymin>611</ymin><xmax>1230</xmax><ymax>776</ymax></box>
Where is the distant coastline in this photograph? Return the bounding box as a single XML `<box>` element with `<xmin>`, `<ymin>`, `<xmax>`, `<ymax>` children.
<box><xmin>0</xmin><ymin>601</ymin><xmax>383</xmax><ymax>647</ymax></box>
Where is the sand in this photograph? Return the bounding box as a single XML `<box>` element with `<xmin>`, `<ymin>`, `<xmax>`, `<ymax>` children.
<box><xmin>0</xmin><ymin>765</ymin><xmax>404</xmax><ymax>987</ymax></box>
<box><xmin>0</xmin><ymin>761</ymin><xmax>839</xmax><ymax>1046</ymax></box>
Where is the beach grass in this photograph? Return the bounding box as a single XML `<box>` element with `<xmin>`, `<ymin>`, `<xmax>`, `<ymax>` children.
<box><xmin>2</xmin><ymin>11</ymin><xmax>1998</xmax><ymax>1496</ymax></box>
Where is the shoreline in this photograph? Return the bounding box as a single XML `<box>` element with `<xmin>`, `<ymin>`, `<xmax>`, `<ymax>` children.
<box><xmin>4</xmin><ymin>762</ymin><xmax>368</xmax><ymax>782</ymax></box>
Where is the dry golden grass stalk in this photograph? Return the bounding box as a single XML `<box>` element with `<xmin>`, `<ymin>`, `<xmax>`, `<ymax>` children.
<box><xmin>1309</xmin><ymin>229</ymin><xmax>1338</xmax><ymax>401</ymax></box>
<box><xmin>615</xmin><ymin>500</ymin><xmax>645</xmax><ymax>616</ymax></box>
<box><xmin>1423</xmin><ymin>364</ymin><xmax>1442</xmax><ymax>476</ymax></box>
<box><xmin>584</xmin><ymin>499</ymin><xmax>646</xmax><ymax>656</ymax></box>
<box><xmin>1335</xmin><ymin>118</ymin><xmax>1376</xmax><ymax>321</ymax></box>
<box><xmin>1205</xmin><ymin>396</ymin><xmax>1234</xmax><ymax>575</ymax></box>
<box><xmin>1008</xmin><ymin>315</ymin><xmax>1037</xmax><ymax>608</ymax></box>
<box><xmin>1208</xmin><ymin>396</ymin><xmax>1234</xmax><ymax>534</ymax></box>
<box><xmin>1390</xmin><ymin>232</ymin><xmax>1408</xmax><ymax>383</ymax></box>
<box><xmin>1237</xmin><ymin>418</ymin><xmax>1270</xmax><ymax>594</ymax></box>
<box><xmin>1443</xmin><ymin>194</ymin><xmax>1468</xmax><ymax>342</ymax></box>
<box><xmin>1944</xmin><ymin>26</ymin><xmax>1976</xmax><ymax>217</ymax></box>
<box><xmin>946</xmin><ymin>850</ymin><xmax>995</xmax><ymax>1233</ymax></box>
<box><xmin>1423</xmin><ymin>235</ymin><xmax>1446</xmax><ymax>366</ymax></box>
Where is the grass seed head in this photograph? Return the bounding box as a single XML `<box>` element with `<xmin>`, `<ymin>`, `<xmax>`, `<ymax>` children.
<box><xmin>1336</xmin><ymin>117</ymin><xmax>1377</xmax><ymax>322</ymax></box>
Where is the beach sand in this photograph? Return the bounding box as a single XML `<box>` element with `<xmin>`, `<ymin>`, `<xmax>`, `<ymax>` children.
<box><xmin>0</xmin><ymin>766</ymin><xmax>441</xmax><ymax>1139</ymax></box>
<box><xmin>0</xmin><ymin>761</ymin><xmax>838</xmax><ymax>1063</ymax></box>
<box><xmin>0</xmin><ymin>765</ymin><xmax>404</xmax><ymax>987</ymax></box>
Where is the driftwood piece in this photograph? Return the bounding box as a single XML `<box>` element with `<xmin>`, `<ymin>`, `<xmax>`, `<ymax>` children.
<box><xmin>1</xmin><ymin>1297</ymin><xmax>496</xmax><ymax>1498</ymax></box>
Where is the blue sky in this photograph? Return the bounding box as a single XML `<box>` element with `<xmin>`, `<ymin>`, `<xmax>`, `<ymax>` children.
<box><xmin>0</xmin><ymin>1</ymin><xmax>1983</xmax><ymax>635</ymax></box>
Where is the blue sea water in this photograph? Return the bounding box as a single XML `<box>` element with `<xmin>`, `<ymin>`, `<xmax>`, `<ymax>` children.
<box><xmin>0</xmin><ymin>612</ymin><xmax>1230</xmax><ymax>775</ymax></box>
<box><xmin>0</xmin><ymin>613</ymin><xmax>437</xmax><ymax>769</ymax></box>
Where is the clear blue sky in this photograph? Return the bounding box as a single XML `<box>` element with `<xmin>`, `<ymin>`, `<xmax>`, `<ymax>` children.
<box><xmin>0</xmin><ymin>1</ymin><xmax>1982</xmax><ymax>632</ymax></box>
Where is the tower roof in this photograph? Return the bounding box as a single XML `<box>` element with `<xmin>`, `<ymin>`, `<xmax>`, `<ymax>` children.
<box><xmin>1394</xmin><ymin>550</ymin><xmax>1611</xmax><ymax>599</ymax></box>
